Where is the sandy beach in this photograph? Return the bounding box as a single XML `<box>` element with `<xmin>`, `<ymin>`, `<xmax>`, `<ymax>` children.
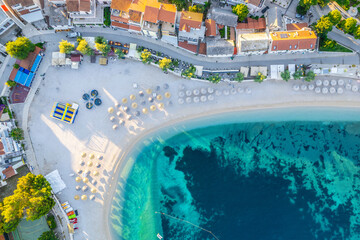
<box><xmin>27</xmin><ymin>58</ymin><xmax>360</xmax><ymax>240</ymax></box>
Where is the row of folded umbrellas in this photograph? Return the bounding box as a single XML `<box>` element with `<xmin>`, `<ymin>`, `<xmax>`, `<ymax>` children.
<box><xmin>293</xmin><ymin>79</ymin><xmax>359</xmax><ymax>94</ymax></box>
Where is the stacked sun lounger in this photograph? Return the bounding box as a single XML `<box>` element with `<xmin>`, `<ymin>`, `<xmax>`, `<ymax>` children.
<box><xmin>61</xmin><ymin>201</ymin><xmax>79</xmax><ymax>230</ymax></box>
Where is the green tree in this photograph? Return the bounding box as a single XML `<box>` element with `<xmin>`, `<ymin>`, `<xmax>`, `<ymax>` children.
<box><xmin>318</xmin><ymin>0</ymin><xmax>330</xmax><ymax>7</ymax></box>
<box><xmin>159</xmin><ymin>57</ymin><xmax>172</xmax><ymax>71</ymax></box>
<box><xmin>305</xmin><ymin>71</ymin><xmax>315</xmax><ymax>81</ymax></box>
<box><xmin>280</xmin><ymin>70</ymin><xmax>291</xmax><ymax>81</ymax></box>
<box><xmin>354</xmin><ymin>26</ymin><xmax>360</xmax><ymax>39</ymax></box>
<box><xmin>77</xmin><ymin>39</ymin><xmax>94</xmax><ymax>55</ymax></box>
<box><xmin>299</xmin><ymin>0</ymin><xmax>317</xmax><ymax>7</ymax></box>
<box><xmin>234</xmin><ymin>72</ymin><xmax>244</xmax><ymax>82</ymax></box>
<box><xmin>95</xmin><ymin>36</ymin><xmax>106</xmax><ymax>44</ymax></box>
<box><xmin>38</xmin><ymin>230</ymin><xmax>58</xmax><ymax>240</ymax></box>
<box><xmin>13</xmin><ymin>63</ymin><xmax>19</xmax><ymax>69</ymax></box>
<box><xmin>189</xmin><ymin>5</ymin><xmax>204</xmax><ymax>13</ymax></box>
<box><xmin>328</xmin><ymin>10</ymin><xmax>342</xmax><ymax>25</ymax></box>
<box><xmin>95</xmin><ymin>43</ymin><xmax>111</xmax><ymax>57</ymax></box>
<box><xmin>209</xmin><ymin>74</ymin><xmax>221</xmax><ymax>84</ymax></box>
<box><xmin>10</xmin><ymin>128</ymin><xmax>23</xmax><ymax>141</ymax></box>
<box><xmin>232</xmin><ymin>4</ymin><xmax>249</xmax><ymax>22</ymax></box>
<box><xmin>343</xmin><ymin>18</ymin><xmax>357</xmax><ymax>34</ymax></box>
<box><xmin>254</xmin><ymin>72</ymin><xmax>266</xmax><ymax>83</ymax></box>
<box><xmin>296</xmin><ymin>4</ymin><xmax>309</xmax><ymax>15</ymax></box>
<box><xmin>5</xmin><ymin>80</ymin><xmax>17</xmax><ymax>88</ymax></box>
<box><xmin>140</xmin><ymin>49</ymin><xmax>152</xmax><ymax>64</ymax></box>
<box><xmin>58</xmin><ymin>40</ymin><xmax>74</xmax><ymax>54</ymax></box>
<box><xmin>115</xmin><ymin>49</ymin><xmax>125</xmax><ymax>59</ymax></box>
<box><xmin>0</xmin><ymin>195</ymin><xmax>22</xmax><ymax>233</ymax></box>
<box><xmin>314</xmin><ymin>16</ymin><xmax>333</xmax><ymax>36</ymax></box>
<box><xmin>292</xmin><ymin>70</ymin><xmax>303</xmax><ymax>80</ymax></box>
<box><xmin>6</xmin><ymin>37</ymin><xmax>35</xmax><ymax>60</ymax></box>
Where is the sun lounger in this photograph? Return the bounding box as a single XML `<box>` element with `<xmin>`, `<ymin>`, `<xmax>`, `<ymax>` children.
<box><xmin>65</xmin><ymin>207</ymin><xmax>73</xmax><ymax>213</ymax></box>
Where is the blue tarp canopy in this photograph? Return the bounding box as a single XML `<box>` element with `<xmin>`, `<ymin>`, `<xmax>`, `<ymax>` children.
<box><xmin>14</xmin><ymin>55</ymin><xmax>42</xmax><ymax>87</ymax></box>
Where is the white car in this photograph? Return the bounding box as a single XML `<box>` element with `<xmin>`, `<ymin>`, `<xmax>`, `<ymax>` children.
<box><xmin>66</xmin><ymin>32</ymin><xmax>82</xmax><ymax>38</ymax></box>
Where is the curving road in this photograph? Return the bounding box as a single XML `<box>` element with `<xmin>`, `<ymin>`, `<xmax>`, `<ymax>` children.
<box><xmin>29</xmin><ymin>28</ymin><xmax>360</xmax><ymax>70</ymax></box>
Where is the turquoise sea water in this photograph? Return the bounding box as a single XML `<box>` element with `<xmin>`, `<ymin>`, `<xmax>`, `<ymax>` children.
<box><xmin>109</xmin><ymin>108</ymin><xmax>360</xmax><ymax>240</ymax></box>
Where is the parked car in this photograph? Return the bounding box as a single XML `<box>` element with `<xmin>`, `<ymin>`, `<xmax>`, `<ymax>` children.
<box><xmin>261</xmin><ymin>6</ymin><xmax>269</xmax><ymax>14</ymax></box>
<box><xmin>66</xmin><ymin>32</ymin><xmax>81</xmax><ymax>38</ymax></box>
<box><xmin>295</xmin><ymin>14</ymin><xmax>305</xmax><ymax>20</ymax></box>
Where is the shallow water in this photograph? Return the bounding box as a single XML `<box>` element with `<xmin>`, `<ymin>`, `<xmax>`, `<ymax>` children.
<box><xmin>109</xmin><ymin>110</ymin><xmax>360</xmax><ymax>240</ymax></box>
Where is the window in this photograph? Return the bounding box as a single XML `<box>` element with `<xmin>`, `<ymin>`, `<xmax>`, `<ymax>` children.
<box><xmin>273</xmin><ymin>46</ymin><xmax>276</xmax><ymax>50</ymax></box>
<box><xmin>295</xmin><ymin>45</ymin><xmax>297</xmax><ymax>49</ymax></box>
<box><xmin>310</xmin><ymin>44</ymin><xmax>313</xmax><ymax>48</ymax></box>
<box><xmin>289</xmin><ymin>45</ymin><xmax>292</xmax><ymax>49</ymax></box>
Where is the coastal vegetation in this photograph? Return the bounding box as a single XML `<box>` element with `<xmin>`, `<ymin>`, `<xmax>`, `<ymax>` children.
<box><xmin>58</xmin><ymin>40</ymin><xmax>74</xmax><ymax>54</ymax></box>
<box><xmin>0</xmin><ymin>173</ymin><xmax>54</xmax><ymax>233</ymax></box>
<box><xmin>232</xmin><ymin>4</ymin><xmax>249</xmax><ymax>21</ymax></box>
<box><xmin>6</xmin><ymin>37</ymin><xmax>35</xmax><ymax>60</ymax></box>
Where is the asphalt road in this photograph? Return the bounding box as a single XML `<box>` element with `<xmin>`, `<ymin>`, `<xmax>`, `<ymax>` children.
<box><xmin>30</xmin><ymin>30</ymin><xmax>360</xmax><ymax>70</ymax></box>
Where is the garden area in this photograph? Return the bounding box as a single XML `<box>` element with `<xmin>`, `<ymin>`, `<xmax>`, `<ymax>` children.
<box><xmin>103</xmin><ymin>7</ymin><xmax>111</xmax><ymax>27</ymax></box>
<box><xmin>319</xmin><ymin>37</ymin><xmax>353</xmax><ymax>52</ymax></box>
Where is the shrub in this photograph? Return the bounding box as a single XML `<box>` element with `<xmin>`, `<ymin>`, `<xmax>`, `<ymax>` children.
<box><xmin>232</xmin><ymin>4</ymin><xmax>249</xmax><ymax>21</ymax></box>
<box><xmin>140</xmin><ymin>49</ymin><xmax>152</xmax><ymax>63</ymax></box>
<box><xmin>10</xmin><ymin>128</ymin><xmax>23</xmax><ymax>141</ymax></box>
<box><xmin>159</xmin><ymin>57</ymin><xmax>172</xmax><ymax>71</ymax></box>
<box><xmin>38</xmin><ymin>230</ymin><xmax>58</xmax><ymax>240</ymax></box>
<box><xmin>208</xmin><ymin>74</ymin><xmax>221</xmax><ymax>84</ymax></box>
<box><xmin>13</xmin><ymin>63</ymin><xmax>19</xmax><ymax>69</ymax></box>
<box><xmin>103</xmin><ymin>7</ymin><xmax>110</xmax><ymax>26</ymax></box>
<box><xmin>5</xmin><ymin>80</ymin><xmax>17</xmax><ymax>88</ymax></box>
<box><xmin>46</xmin><ymin>215</ymin><xmax>56</xmax><ymax>230</ymax></box>
<box><xmin>254</xmin><ymin>72</ymin><xmax>266</xmax><ymax>82</ymax></box>
<box><xmin>234</xmin><ymin>72</ymin><xmax>244</xmax><ymax>82</ymax></box>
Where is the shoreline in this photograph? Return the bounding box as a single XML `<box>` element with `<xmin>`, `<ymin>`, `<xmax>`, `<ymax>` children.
<box><xmin>104</xmin><ymin>101</ymin><xmax>360</xmax><ymax>239</ymax></box>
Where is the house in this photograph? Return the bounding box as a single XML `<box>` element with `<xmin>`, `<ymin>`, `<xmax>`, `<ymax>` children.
<box><xmin>142</xmin><ymin>0</ymin><xmax>177</xmax><ymax>42</ymax></box>
<box><xmin>67</xmin><ymin>0</ymin><xmax>102</xmax><ymax>25</ymax></box>
<box><xmin>206</xmin><ymin>38</ymin><xmax>234</xmax><ymax>57</ymax></box>
<box><xmin>178</xmin><ymin>11</ymin><xmax>206</xmax><ymax>54</ymax></box>
<box><xmin>237</xmin><ymin>32</ymin><xmax>269</xmax><ymax>55</ymax></box>
<box><xmin>207</xmin><ymin>7</ymin><xmax>237</xmax><ymax>40</ymax></box>
<box><xmin>269</xmin><ymin>30</ymin><xmax>317</xmax><ymax>52</ymax></box>
<box><xmin>3</xmin><ymin>0</ymin><xmax>43</xmax><ymax>23</ymax></box>
<box><xmin>286</xmin><ymin>23</ymin><xmax>308</xmax><ymax>31</ymax></box>
<box><xmin>110</xmin><ymin>0</ymin><xmax>146</xmax><ymax>33</ymax></box>
<box><xmin>236</xmin><ymin>17</ymin><xmax>266</xmax><ymax>34</ymax></box>
<box><xmin>267</xmin><ymin>7</ymin><xmax>283</xmax><ymax>32</ymax></box>
<box><xmin>0</xmin><ymin>122</ymin><xmax>22</xmax><ymax>164</ymax></box>
<box><xmin>0</xmin><ymin>6</ymin><xmax>15</xmax><ymax>36</ymax></box>
<box><xmin>226</xmin><ymin>0</ymin><xmax>264</xmax><ymax>9</ymax></box>
<box><xmin>205</xmin><ymin>19</ymin><xmax>217</xmax><ymax>37</ymax></box>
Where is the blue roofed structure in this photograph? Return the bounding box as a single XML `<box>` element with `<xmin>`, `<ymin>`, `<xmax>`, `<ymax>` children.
<box><xmin>13</xmin><ymin>55</ymin><xmax>42</xmax><ymax>88</ymax></box>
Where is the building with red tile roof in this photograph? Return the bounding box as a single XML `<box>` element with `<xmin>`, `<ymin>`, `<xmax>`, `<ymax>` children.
<box><xmin>270</xmin><ymin>30</ymin><xmax>317</xmax><ymax>52</ymax></box>
<box><xmin>236</xmin><ymin>17</ymin><xmax>266</xmax><ymax>33</ymax></box>
<box><xmin>286</xmin><ymin>23</ymin><xmax>308</xmax><ymax>31</ymax></box>
<box><xmin>178</xmin><ymin>11</ymin><xmax>205</xmax><ymax>53</ymax></box>
<box><xmin>2</xmin><ymin>166</ymin><xmax>16</xmax><ymax>180</ymax></box>
<box><xmin>205</xmin><ymin>19</ymin><xmax>217</xmax><ymax>37</ymax></box>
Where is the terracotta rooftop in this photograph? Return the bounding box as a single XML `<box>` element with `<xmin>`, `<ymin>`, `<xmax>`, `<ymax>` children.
<box><xmin>66</xmin><ymin>0</ymin><xmax>79</xmax><ymax>12</ymax></box>
<box><xmin>286</xmin><ymin>23</ymin><xmax>309</xmax><ymax>31</ymax></box>
<box><xmin>111</xmin><ymin>0</ymin><xmax>132</xmax><ymax>12</ymax></box>
<box><xmin>143</xmin><ymin>5</ymin><xmax>160</xmax><ymax>23</ymax></box>
<box><xmin>129</xmin><ymin>10</ymin><xmax>142</xmax><ymax>22</ymax></box>
<box><xmin>2</xmin><ymin>166</ymin><xmax>16</xmax><ymax>180</ymax></box>
<box><xmin>245</xmin><ymin>0</ymin><xmax>261</xmax><ymax>7</ymax></box>
<box><xmin>236</xmin><ymin>17</ymin><xmax>266</xmax><ymax>30</ymax></box>
<box><xmin>79</xmin><ymin>0</ymin><xmax>91</xmax><ymax>12</ymax></box>
<box><xmin>4</xmin><ymin>0</ymin><xmax>34</xmax><ymax>7</ymax></box>
<box><xmin>129</xmin><ymin>0</ymin><xmax>147</xmax><ymax>13</ymax></box>
<box><xmin>9</xmin><ymin>68</ymin><xmax>18</xmax><ymax>81</ymax></box>
<box><xmin>19</xmin><ymin>46</ymin><xmax>41</xmax><ymax>70</ymax></box>
<box><xmin>205</xmin><ymin>19</ymin><xmax>217</xmax><ymax>37</ymax></box>
<box><xmin>0</xmin><ymin>140</ymin><xmax>4</xmax><ymax>156</ymax></box>
<box><xmin>158</xmin><ymin>3</ymin><xmax>176</xmax><ymax>24</ymax></box>
<box><xmin>180</xmin><ymin>11</ymin><xmax>203</xmax><ymax>32</ymax></box>
<box><xmin>271</xmin><ymin>30</ymin><xmax>317</xmax><ymax>51</ymax></box>
<box><xmin>111</xmin><ymin>15</ymin><xmax>129</xmax><ymax>23</ymax></box>
<box><xmin>129</xmin><ymin>24</ymin><xmax>141</xmax><ymax>31</ymax></box>
<box><xmin>111</xmin><ymin>21</ymin><xmax>129</xmax><ymax>29</ymax></box>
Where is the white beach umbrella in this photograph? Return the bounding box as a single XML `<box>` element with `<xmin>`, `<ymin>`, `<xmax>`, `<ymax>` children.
<box><xmin>81</xmin><ymin>195</ymin><xmax>87</xmax><ymax>201</ymax></box>
<box><xmin>208</xmin><ymin>87</ymin><xmax>214</xmax><ymax>94</ymax></box>
<box><xmin>323</xmin><ymin>80</ymin><xmax>329</xmax><ymax>86</ymax></box>
<box><xmin>208</xmin><ymin>95</ymin><xmax>214</xmax><ymax>101</ymax></box>
<box><xmin>200</xmin><ymin>96</ymin><xmax>207</xmax><ymax>102</ymax></box>
<box><xmin>186</xmin><ymin>97</ymin><xmax>192</xmax><ymax>103</ymax></box>
<box><xmin>82</xmin><ymin>186</ymin><xmax>88</xmax><ymax>192</ymax></box>
<box><xmin>81</xmin><ymin>152</ymin><xmax>87</xmax><ymax>158</ymax></box>
<box><xmin>193</xmin><ymin>89</ymin><xmax>200</xmax><ymax>95</ymax></box>
<box><xmin>131</xmin><ymin>102</ymin><xmax>138</xmax><ymax>109</ymax></box>
<box><xmin>91</xmin><ymin>179</ymin><xmax>97</xmax><ymax>185</ymax></box>
<box><xmin>201</xmin><ymin>88</ymin><xmax>207</xmax><ymax>94</ymax></box>
<box><xmin>293</xmin><ymin>85</ymin><xmax>300</xmax><ymax>91</ymax></box>
<box><xmin>330</xmin><ymin>80</ymin><xmax>337</xmax><ymax>86</ymax></box>
<box><xmin>338</xmin><ymin>79</ymin><xmax>344</xmax><ymax>86</ymax></box>
<box><xmin>122</xmin><ymin>98</ymin><xmax>128</xmax><ymax>104</ymax></box>
<box><xmin>75</xmin><ymin>177</ymin><xmax>82</xmax><ymax>183</ymax></box>
<box><xmin>315</xmin><ymin>87</ymin><xmax>321</xmax><ymax>93</ymax></box>
<box><xmin>139</xmin><ymin>91</ymin><xmax>144</xmax><ymax>97</ymax></box>
<box><xmin>89</xmin><ymin>153</ymin><xmax>95</xmax><ymax>159</ymax></box>
<box><xmin>322</xmin><ymin>87</ymin><xmax>329</xmax><ymax>94</ymax></box>
<box><xmin>346</xmin><ymin>83</ymin><xmax>352</xmax><ymax>90</ymax></box>
<box><xmin>91</xmin><ymin>188</ymin><xmax>97</xmax><ymax>193</ymax></box>
<box><xmin>146</xmin><ymin>89</ymin><xmax>152</xmax><ymax>94</ymax></box>
<box><xmin>165</xmin><ymin>92</ymin><xmax>171</xmax><ymax>98</ymax></box>
<box><xmin>315</xmin><ymin>80</ymin><xmax>322</xmax><ymax>86</ymax></box>
<box><xmin>301</xmin><ymin>85</ymin><xmax>307</xmax><ymax>91</ymax></box>
<box><xmin>83</xmin><ymin>177</ymin><xmax>89</xmax><ymax>183</ymax></box>
<box><xmin>308</xmin><ymin>84</ymin><xmax>315</xmax><ymax>91</ymax></box>
<box><xmin>114</xmin><ymin>102</ymin><xmax>119</xmax><ymax>107</ymax></box>
<box><xmin>352</xmin><ymin>85</ymin><xmax>358</xmax><ymax>92</ymax></box>
<box><xmin>126</xmin><ymin>115</ymin><xmax>131</xmax><ymax>120</ymax></box>
<box><xmin>130</xmin><ymin>94</ymin><xmax>136</xmax><ymax>101</ymax></box>
<box><xmin>77</xmin><ymin>169</ymin><xmax>82</xmax><ymax>174</ymax></box>
<box><xmin>116</xmin><ymin>111</ymin><xmax>122</xmax><ymax>116</ymax></box>
<box><xmin>245</xmin><ymin>88</ymin><xmax>252</xmax><ymax>94</ymax></box>
<box><xmin>119</xmin><ymin>119</ymin><xmax>124</xmax><ymax>125</ymax></box>
<box><xmin>178</xmin><ymin>91</ymin><xmax>185</xmax><ymax>97</ymax></box>
<box><xmin>142</xmin><ymin>108</ymin><xmax>149</xmax><ymax>114</ymax></box>
<box><xmin>178</xmin><ymin>98</ymin><xmax>184</xmax><ymax>104</ymax></box>
<box><xmin>74</xmin><ymin>195</ymin><xmax>80</xmax><ymax>200</ymax></box>
<box><xmin>90</xmin><ymin>195</ymin><xmax>95</xmax><ymax>200</ymax></box>
<box><xmin>193</xmin><ymin>97</ymin><xmax>200</xmax><ymax>103</ymax></box>
<box><xmin>158</xmin><ymin>103</ymin><xmax>164</xmax><ymax>109</ymax></box>
<box><xmin>79</xmin><ymin>159</ymin><xmax>85</xmax><ymax>166</ymax></box>
<box><xmin>337</xmin><ymin>87</ymin><xmax>344</xmax><ymax>94</ymax></box>
<box><xmin>93</xmin><ymin>170</ymin><xmax>99</xmax><ymax>176</ymax></box>
<box><xmin>231</xmin><ymin>89</ymin><xmax>237</xmax><ymax>95</ymax></box>
<box><xmin>87</xmin><ymin>161</ymin><xmax>93</xmax><ymax>167</ymax></box>
<box><xmin>113</xmin><ymin>125</ymin><xmax>118</xmax><ymax>130</ymax></box>
<box><xmin>75</xmin><ymin>185</ymin><xmax>81</xmax><ymax>191</ymax></box>
<box><xmin>329</xmin><ymin>87</ymin><xmax>336</xmax><ymax>94</ymax></box>
<box><xmin>215</xmin><ymin>90</ymin><xmax>222</xmax><ymax>96</ymax></box>
<box><xmin>150</xmin><ymin>105</ymin><xmax>156</xmax><ymax>111</ymax></box>
<box><xmin>96</xmin><ymin>162</ymin><xmax>101</xmax><ymax>168</ymax></box>
<box><xmin>186</xmin><ymin>90</ymin><xmax>192</xmax><ymax>96</ymax></box>
<box><xmin>237</xmin><ymin>87</ymin><xmax>244</xmax><ymax>93</ymax></box>
<box><xmin>148</xmin><ymin>97</ymin><xmax>154</xmax><ymax>103</ymax></box>
<box><xmin>156</xmin><ymin>95</ymin><xmax>163</xmax><ymax>101</ymax></box>
<box><xmin>107</xmin><ymin>107</ymin><xmax>114</xmax><ymax>113</ymax></box>
<box><xmin>223</xmin><ymin>89</ymin><xmax>230</xmax><ymax>95</ymax></box>
<box><xmin>109</xmin><ymin>116</ymin><xmax>115</xmax><ymax>122</ymax></box>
